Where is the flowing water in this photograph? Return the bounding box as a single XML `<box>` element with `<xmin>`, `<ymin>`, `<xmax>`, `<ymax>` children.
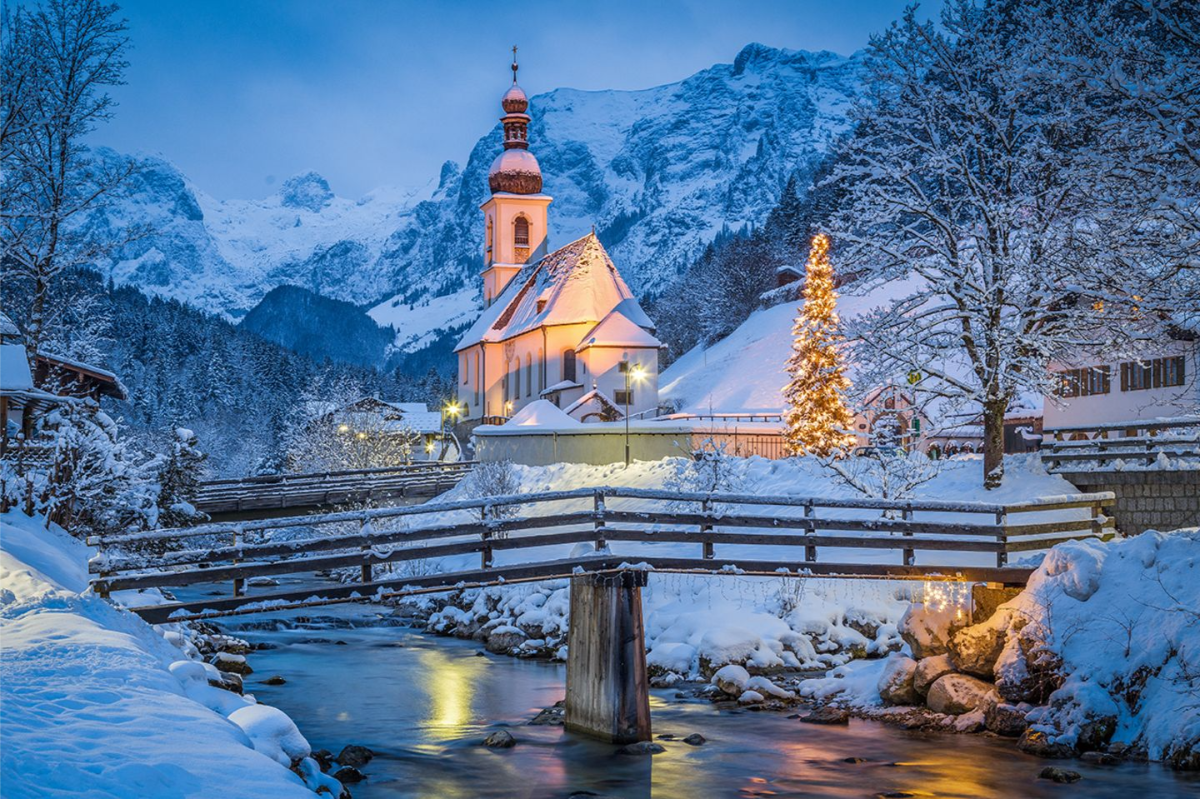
<box><xmin>216</xmin><ymin>604</ymin><xmax>1199</xmax><ymax>799</ymax></box>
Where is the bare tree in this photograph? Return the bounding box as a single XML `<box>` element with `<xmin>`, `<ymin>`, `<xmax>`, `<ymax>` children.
<box><xmin>1</xmin><ymin>0</ymin><xmax>133</xmax><ymax>357</ymax></box>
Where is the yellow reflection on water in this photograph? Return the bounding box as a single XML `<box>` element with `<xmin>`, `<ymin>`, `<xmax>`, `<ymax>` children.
<box><xmin>417</xmin><ymin>648</ymin><xmax>485</xmax><ymax>740</ymax></box>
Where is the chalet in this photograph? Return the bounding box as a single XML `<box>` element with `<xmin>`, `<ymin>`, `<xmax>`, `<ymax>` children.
<box><xmin>455</xmin><ymin>59</ymin><xmax>661</xmax><ymax>427</ymax></box>
<box><xmin>1044</xmin><ymin>337</ymin><xmax>1198</xmax><ymax>432</ymax></box>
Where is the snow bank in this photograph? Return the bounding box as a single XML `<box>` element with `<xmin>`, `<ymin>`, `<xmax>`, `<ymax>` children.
<box><xmin>0</xmin><ymin>512</ymin><xmax>327</xmax><ymax>798</ymax></box>
<box><xmin>1012</xmin><ymin>528</ymin><xmax>1200</xmax><ymax>764</ymax></box>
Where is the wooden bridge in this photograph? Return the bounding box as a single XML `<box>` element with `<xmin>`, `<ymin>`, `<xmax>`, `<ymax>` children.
<box><xmin>91</xmin><ymin>486</ymin><xmax>1113</xmax><ymax>744</ymax></box>
<box><xmin>193</xmin><ymin>461</ymin><xmax>476</xmax><ymax>519</ymax></box>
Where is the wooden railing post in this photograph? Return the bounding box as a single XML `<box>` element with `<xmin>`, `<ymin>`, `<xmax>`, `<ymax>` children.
<box><xmin>359</xmin><ymin>516</ymin><xmax>372</xmax><ymax>584</ymax></box>
<box><xmin>481</xmin><ymin>502</ymin><xmax>494</xmax><ymax>569</ymax></box>
<box><xmin>701</xmin><ymin>498</ymin><xmax>714</xmax><ymax>560</ymax></box>
<box><xmin>804</xmin><ymin>500</ymin><xmax>817</xmax><ymax>563</ymax></box>
<box><xmin>232</xmin><ymin>525</ymin><xmax>244</xmax><ymax>597</ymax></box>
<box><xmin>902</xmin><ymin>503</ymin><xmax>915</xmax><ymax>566</ymax></box>
<box><xmin>995</xmin><ymin>510</ymin><xmax>1008</xmax><ymax>568</ymax></box>
<box><xmin>594</xmin><ymin>489</ymin><xmax>607</xmax><ymax>552</ymax></box>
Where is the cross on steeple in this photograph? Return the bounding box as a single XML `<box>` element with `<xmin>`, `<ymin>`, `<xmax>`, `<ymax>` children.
<box><xmin>511</xmin><ymin>45</ymin><xmax>519</xmax><ymax>84</ymax></box>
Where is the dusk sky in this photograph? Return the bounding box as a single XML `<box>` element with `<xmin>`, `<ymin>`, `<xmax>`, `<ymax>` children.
<box><xmin>101</xmin><ymin>0</ymin><xmax>941</xmax><ymax>200</ymax></box>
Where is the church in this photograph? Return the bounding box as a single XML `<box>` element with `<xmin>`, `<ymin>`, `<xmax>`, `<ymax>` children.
<box><xmin>455</xmin><ymin>57</ymin><xmax>661</xmax><ymax>426</ymax></box>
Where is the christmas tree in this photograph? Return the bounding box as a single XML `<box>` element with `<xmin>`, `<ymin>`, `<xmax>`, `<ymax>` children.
<box><xmin>783</xmin><ymin>234</ymin><xmax>855</xmax><ymax>457</ymax></box>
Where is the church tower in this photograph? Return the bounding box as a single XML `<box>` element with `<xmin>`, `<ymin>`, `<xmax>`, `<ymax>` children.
<box><xmin>480</xmin><ymin>48</ymin><xmax>551</xmax><ymax>307</ymax></box>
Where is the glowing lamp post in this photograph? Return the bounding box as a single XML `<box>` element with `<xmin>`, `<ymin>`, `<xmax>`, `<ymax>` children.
<box><xmin>440</xmin><ymin>401</ymin><xmax>463</xmax><ymax>461</ymax></box>
<box><xmin>623</xmin><ymin>360</ymin><xmax>648</xmax><ymax>467</ymax></box>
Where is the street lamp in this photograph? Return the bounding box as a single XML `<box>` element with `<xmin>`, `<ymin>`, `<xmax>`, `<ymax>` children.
<box><xmin>624</xmin><ymin>360</ymin><xmax>648</xmax><ymax>467</ymax></box>
<box><xmin>440</xmin><ymin>401</ymin><xmax>463</xmax><ymax>461</ymax></box>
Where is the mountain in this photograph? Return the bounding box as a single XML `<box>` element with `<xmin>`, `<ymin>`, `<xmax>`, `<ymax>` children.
<box><xmin>87</xmin><ymin>44</ymin><xmax>863</xmax><ymax>355</ymax></box>
<box><xmin>239</xmin><ymin>285</ymin><xmax>393</xmax><ymax>367</ymax></box>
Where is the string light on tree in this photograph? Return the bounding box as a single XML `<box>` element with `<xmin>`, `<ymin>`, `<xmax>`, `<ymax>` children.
<box><xmin>782</xmin><ymin>234</ymin><xmax>855</xmax><ymax>457</ymax></box>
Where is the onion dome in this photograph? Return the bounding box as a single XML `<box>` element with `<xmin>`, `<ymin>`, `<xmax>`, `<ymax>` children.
<box><xmin>489</xmin><ymin>47</ymin><xmax>542</xmax><ymax>194</ymax></box>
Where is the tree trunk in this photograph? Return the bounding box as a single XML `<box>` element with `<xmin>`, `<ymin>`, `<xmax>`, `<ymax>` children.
<box><xmin>982</xmin><ymin>397</ymin><xmax>1006</xmax><ymax>490</ymax></box>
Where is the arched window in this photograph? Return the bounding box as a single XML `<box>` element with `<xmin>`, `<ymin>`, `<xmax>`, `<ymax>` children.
<box><xmin>485</xmin><ymin>217</ymin><xmax>494</xmax><ymax>262</ymax></box>
<box><xmin>536</xmin><ymin>348</ymin><xmax>543</xmax><ymax>394</ymax></box>
<box><xmin>562</xmin><ymin>349</ymin><xmax>577</xmax><ymax>382</ymax></box>
<box><xmin>514</xmin><ymin>216</ymin><xmax>530</xmax><ymax>248</ymax></box>
<box><xmin>526</xmin><ymin>354</ymin><xmax>532</xmax><ymax>397</ymax></box>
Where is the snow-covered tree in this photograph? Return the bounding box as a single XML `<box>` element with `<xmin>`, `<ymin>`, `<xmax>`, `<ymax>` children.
<box><xmin>823</xmin><ymin>413</ymin><xmax>940</xmax><ymax>505</ymax></box>
<box><xmin>783</xmin><ymin>234</ymin><xmax>855</xmax><ymax>457</ymax></box>
<box><xmin>284</xmin><ymin>376</ymin><xmax>418</xmax><ymax>473</ymax></box>
<box><xmin>828</xmin><ymin>1</ymin><xmax>1134</xmax><ymax>487</ymax></box>
<box><xmin>156</xmin><ymin>427</ymin><xmax>207</xmax><ymax>528</ymax></box>
<box><xmin>43</xmin><ymin>400</ymin><xmax>160</xmax><ymax>537</ymax></box>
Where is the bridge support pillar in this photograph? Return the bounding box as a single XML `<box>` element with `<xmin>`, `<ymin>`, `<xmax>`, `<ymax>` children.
<box><xmin>565</xmin><ymin>570</ymin><xmax>651</xmax><ymax>744</ymax></box>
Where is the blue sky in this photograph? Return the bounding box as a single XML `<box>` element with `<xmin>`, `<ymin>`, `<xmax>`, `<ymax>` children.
<box><xmin>100</xmin><ymin>0</ymin><xmax>940</xmax><ymax>200</ymax></box>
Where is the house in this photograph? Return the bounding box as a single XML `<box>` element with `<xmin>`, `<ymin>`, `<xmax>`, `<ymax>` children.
<box><xmin>306</xmin><ymin>397</ymin><xmax>445</xmax><ymax>460</ymax></box>
<box><xmin>1044</xmin><ymin>336</ymin><xmax>1198</xmax><ymax>432</ymax></box>
<box><xmin>455</xmin><ymin>60</ymin><xmax>661</xmax><ymax>427</ymax></box>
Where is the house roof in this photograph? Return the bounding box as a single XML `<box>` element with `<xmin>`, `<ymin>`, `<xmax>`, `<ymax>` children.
<box><xmin>576</xmin><ymin>308</ymin><xmax>661</xmax><ymax>352</ymax></box>
<box><xmin>456</xmin><ymin>233</ymin><xmax>643</xmax><ymax>352</ymax></box>
<box><xmin>35</xmin><ymin>351</ymin><xmax>127</xmax><ymax>399</ymax></box>
<box><xmin>563</xmin><ymin>388</ymin><xmax>623</xmax><ymax>420</ymax></box>
<box><xmin>1</xmin><ymin>344</ymin><xmax>33</xmax><ymax>391</ymax></box>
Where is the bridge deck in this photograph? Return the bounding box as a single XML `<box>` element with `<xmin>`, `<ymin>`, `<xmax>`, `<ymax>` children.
<box><xmin>90</xmin><ymin>485</ymin><xmax>1115</xmax><ymax>622</ymax></box>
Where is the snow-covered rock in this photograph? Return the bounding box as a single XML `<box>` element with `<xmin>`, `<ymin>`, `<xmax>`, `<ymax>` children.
<box><xmin>876</xmin><ymin>654</ymin><xmax>920</xmax><ymax>706</ymax></box>
<box><xmin>948</xmin><ymin>610</ymin><xmax>1011</xmax><ymax>678</ymax></box>
<box><xmin>228</xmin><ymin>704</ymin><xmax>311</xmax><ymax>768</ymax></box>
<box><xmin>912</xmin><ymin>654</ymin><xmax>955</xmax><ymax>697</ymax></box>
<box><xmin>925</xmin><ymin>674</ymin><xmax>995</xmax><ymax>716</ymax></box>
<box><xmin>898</xmin><ymin>603</ymin><xmax>968</xmax><ymax>660</ymax></box>
<box><xmin>712</xmin><ymin>664</ymin><xmax>751</xmax><ymax>697</ymax></box>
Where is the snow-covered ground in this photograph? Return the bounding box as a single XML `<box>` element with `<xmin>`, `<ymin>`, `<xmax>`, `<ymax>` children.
<box><xmin>368</xmin><ymin>287</ymin><xmax>480</xmax><ymax>353</ymax></box>
<box><xmin>0</xmin><ymin>512</ymin><xmax>339</xmax><ymax>798</ymax></box>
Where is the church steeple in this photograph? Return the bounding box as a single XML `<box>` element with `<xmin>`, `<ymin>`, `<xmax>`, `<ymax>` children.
<box><xmin>480</xmin><ymin>49</ymin><xmax>553</xmax><ymax>306</ymax></box>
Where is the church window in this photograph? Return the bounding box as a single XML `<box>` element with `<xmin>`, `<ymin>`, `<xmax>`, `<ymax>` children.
<box><xmin>486</xmin><ymin>217</ymin><xmax>494</xmax><ymax>262</ymax></box>
<box><xmin>526</xmin><ymin>354</ymin><xmax>532</xmax><ymax>396</ymax></box>
<box><xmin>514</xmin><ymin>216</ymin><xmax>530</xmax><ymax>247</ymax></box>
<box><xmin>562</xmin><ymin>349</ymin><xmax>577</xmax><ymax>382</ymax></box>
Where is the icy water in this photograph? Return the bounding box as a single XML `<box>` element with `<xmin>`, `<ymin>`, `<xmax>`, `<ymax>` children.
<box><xmin>217</xmin><ymin>605</ymin><xmax>1200</xmax><ymax>799</ymax></box>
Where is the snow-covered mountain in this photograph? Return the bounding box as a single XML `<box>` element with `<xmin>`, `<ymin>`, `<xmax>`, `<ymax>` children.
<box><xmin>90</xmin><ymin>44</ymin><xmax>863</xmax><ymax>348</ymax></box>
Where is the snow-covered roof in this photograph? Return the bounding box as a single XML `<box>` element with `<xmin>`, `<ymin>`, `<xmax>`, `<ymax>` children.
<box><xmin>0</xmin><ymin>311</ymin><xmax>21</xmax><ymax>340</ymax></box>
<box><xmin>576</xmin><ymin>308</ymin><xmax>661</xmax><ymax>352</ymax></box>
<box><xmin>38</xmin><ymin>351</ymin><xmax>119</xmax><ymax>383</ymax></box>
<box><xmin>541</xmin><ymin>379</ymin><xmax>582</xmax><ymax>396</ymax></box>
<box><xmin>563</xmin><ymin>388</ymin><xmax>622</xmax><ymax>421</ymax></box>
<box><xmin>1</xmin><ymin>344</ymin><xmax>33</xmax><ymax>391</ymax></box>
<box><xmin>456</xmin><ymin>233</ymin><xmax>638</xmax><ymax>351</ymax></box>
<box><xmin>503</xmin><ymin>399</ymin><xmax>581</xmax><ymax>428</ymax></box>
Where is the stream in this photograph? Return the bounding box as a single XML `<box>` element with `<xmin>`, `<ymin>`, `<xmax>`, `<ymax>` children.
<box><xmin>214</xmin><ymin>603</ymin><xmax>1200</xmax><ymax>799</ymax></box>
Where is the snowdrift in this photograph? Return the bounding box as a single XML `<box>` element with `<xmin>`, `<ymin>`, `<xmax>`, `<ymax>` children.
<box><xmin>0</xmin><ymin>512</ymin><xmax>336</xmax><ymax>798</ymax></box>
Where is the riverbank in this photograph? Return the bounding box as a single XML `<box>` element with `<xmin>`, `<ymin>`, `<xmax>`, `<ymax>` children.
<box><xmin>0</xmin><ymin>511</ymin><xmax>343</xmax><ymax>798</ymax></box>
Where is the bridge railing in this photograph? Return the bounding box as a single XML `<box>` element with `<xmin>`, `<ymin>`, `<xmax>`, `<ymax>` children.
<box><xmin>193</xmin><ymin>461</ymin><xmax>476</xmax><ymax>514</ymax></box>
<box><xmin>89</xmin><ymin>486</ymin><xmax>1115</xmax><ymax>620</ymax></box>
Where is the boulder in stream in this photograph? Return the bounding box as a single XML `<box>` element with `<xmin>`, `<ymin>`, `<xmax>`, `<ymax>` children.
<box><xmin>335</xmin><ymin>744</ymin><xmax>375</xmax><ymax>768</ymax></box>
<box><xmin>483</xmin><ymin>730</ymin><xmax>516</xmax><ymax>748</ymax></box>
<box><xmin>925</xmin><ymin>674</ymin><xmax>993</xmax><ymax>715</ymax></box>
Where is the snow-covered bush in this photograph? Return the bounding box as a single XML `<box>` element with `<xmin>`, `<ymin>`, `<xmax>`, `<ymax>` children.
<box><xmin>42</xmin><ymin>400</ymin><xmax>161</xmax><ymax>537</ymax></box>
<box><xmin>457</xmin><ymin>458</ymin><xmax>522</xmax><ymax>522</ymax></box>
<box><xmin>664</xmin><ymin>438</ymin><xmax>745</xmax><ymax>512</ymax></box>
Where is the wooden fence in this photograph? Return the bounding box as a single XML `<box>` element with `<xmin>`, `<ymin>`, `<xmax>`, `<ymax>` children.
<box><xmin>90</xmin><ymin>486</ymin><xmax>1115</xmax><ymax>623</ymax></box>
<box><xmin>194</xmin><ymin>461</ymin><xmax>476</xmax><ymax>515</ymax></box>
<box><xmin>1043</xmin><ymin>418</ymin><xmax>1200</xmax><ymax>470</ymax></box>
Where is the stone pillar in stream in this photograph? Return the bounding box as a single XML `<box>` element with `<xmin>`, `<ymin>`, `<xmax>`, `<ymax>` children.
<box><xmin>565</xmin><ymin>570</ymin><xmax>651</xmax><ymax>744</ymax></box>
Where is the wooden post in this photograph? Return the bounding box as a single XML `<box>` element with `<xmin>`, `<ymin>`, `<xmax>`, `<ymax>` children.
<box><xmin>360</xmin><ymin>517</ymin><xmax>372</xmax><ymax>583</ymax></box>
<box><xmin>232</xmin><ymin>526</ymin><xmax>244</xmax><ymax>597</ymax></box>
<box><xmin>701</xmin><ymin>498</ymin><xmax>714</xmax><ymax>560</ymax></box>
<box><xmin>804</xmin><ymin>501</ymin><xmax>817</xmax><ymax>563</ymax></box>
<box><xmin>593</xmin><ymin>489</ymin><xmax>606</xmax><ymax>552</ymax></box>
<box><xmin>902</xmin><ymin>503</ymin><xmax>915</xmax><ymax>567</ymax></box>
<box><xmin>995</xmin><ymin>510</ymin><xmax>1008</xmax><ymax>568</ymax></box>
<box><xmin>565</xmin><ymin>570</ymin><xmax>651</xmax><ymax>744</ymax></box>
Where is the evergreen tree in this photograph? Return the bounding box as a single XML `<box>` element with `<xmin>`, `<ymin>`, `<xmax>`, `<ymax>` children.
<box><xmin>156</xmin><ymin>427</ymin><xmax>207</xmax><ymax>527</ymax></box>
<box><xmin>782</xmin><ymin>234</ymin><xmax>854</xmax><ymax>457</ymax></box>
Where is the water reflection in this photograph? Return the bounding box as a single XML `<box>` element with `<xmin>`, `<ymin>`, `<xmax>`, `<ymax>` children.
<box><xmin>230</xmin><ymin>613</ymin><xmax>1199</xmax><ymax>799</ymax></box>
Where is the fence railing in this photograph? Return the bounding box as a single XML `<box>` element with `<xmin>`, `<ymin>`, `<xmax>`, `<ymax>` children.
<box><xmin>194</xmin><ymin>461</ymin><xmax>476</xmax><ymax>514</ymax></box>
<box><xmin>1043</xmin><ymin>418</ymin><xmax>1200</xmax><ymax>470</ymax></box>
<box><xmin>89</xmin><ymin>486</ymin><xmax>1115</xmax><ymax>621</ymax></box>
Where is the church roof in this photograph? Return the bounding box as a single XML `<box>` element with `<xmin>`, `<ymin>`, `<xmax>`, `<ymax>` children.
<box><xmin>576</xmin><ymin>307</ymin><xmax>661</xmax><ymax>352</ymax></box>
<box><xmin>456</xmin><ymin>233</ymin><xmax>642</xmax><ymax>351</ymax></box>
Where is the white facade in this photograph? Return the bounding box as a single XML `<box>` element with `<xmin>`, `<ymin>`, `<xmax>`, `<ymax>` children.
<box><xmin>1043</xmin><ymin>340</ymin><xmax>1199</xmax><ymax>429</ymax></box>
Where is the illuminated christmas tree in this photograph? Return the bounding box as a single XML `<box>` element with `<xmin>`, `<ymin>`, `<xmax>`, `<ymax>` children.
<box><xmin>783</xmin><ymin>234</ymin><xmax>855</xmax><ymax>457</ymax></box>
